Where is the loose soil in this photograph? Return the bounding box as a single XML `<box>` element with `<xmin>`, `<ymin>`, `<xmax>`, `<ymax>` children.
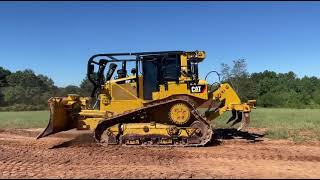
<box><xmin>0</xmin><ymin>128</ymin><xmax>320</xmax><ymax>179</ymax></box>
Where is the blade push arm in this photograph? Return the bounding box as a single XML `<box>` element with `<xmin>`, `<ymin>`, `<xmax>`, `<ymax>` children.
<box><xmin>205</xmin><ymin>83</ymin><xmax>256</xmax><ymax>131</ymax></box>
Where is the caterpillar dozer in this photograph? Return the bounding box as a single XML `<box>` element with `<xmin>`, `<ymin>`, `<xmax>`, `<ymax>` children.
<box><xmin>37</xmin><ymin>50</ymin><xmax>256</xmax><ymax>146</ymax></box>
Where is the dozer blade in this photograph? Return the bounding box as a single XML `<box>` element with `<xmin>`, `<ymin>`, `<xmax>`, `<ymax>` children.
<box><xmin>37</xmin><ymin>97</ymin><xmax>77</xmax><ymax>139</ymax></box>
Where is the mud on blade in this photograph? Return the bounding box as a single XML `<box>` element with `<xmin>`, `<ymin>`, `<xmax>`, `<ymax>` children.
<box><xmin>37</xmin><ymin>97</ymin><xmax>78</xmax><ymax>139</ymax></box>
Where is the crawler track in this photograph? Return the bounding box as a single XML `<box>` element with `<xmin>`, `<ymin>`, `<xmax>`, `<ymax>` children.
<box><xmin>94</xmin><ymin>95</ymin><xmax>213</xmax><ymax>147</ymax></box>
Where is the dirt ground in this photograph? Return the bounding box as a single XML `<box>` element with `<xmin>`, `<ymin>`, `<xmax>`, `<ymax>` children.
<box><xmin>0</xmin><ymin>128</ymin><xmax>320</xmax><ymax>179</ymax></box>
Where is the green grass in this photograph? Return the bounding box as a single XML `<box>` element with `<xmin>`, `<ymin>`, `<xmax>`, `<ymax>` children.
<box><xmin>0</xmin><ymin>108</ymin><xmax>320</xmax><ymax>141</ymax></box>
<box><xmin>209</xmin><ymin>108</ymin><xmax>320</xmax><ymax>141</ymax></box>
<box><xmin>0</xmin><ymin>111</ymin><xmax>49</xmax><ymax>129</ymax></box>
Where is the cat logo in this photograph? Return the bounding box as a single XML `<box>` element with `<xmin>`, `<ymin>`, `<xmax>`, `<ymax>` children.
<box><xmin>190</xmin><ymin>85</ymin><xmax>205</xmax><ymax>93</ymax></box>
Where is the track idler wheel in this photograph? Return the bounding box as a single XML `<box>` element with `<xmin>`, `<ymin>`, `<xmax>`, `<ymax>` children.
<box><xmin>100</xmin><ymin>129</ymin><xmax>118</xmax><ymax>145</ymax></box>
<box><xmin>188</xmin><ymin>121</ymin><xmax>210</xmax><ymax>144</ymax></box>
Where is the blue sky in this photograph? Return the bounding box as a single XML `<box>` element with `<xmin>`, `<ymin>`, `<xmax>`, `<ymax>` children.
<box><xmin>0</xmin><ymin>2</ymin><xmax>319</xmax><ymax>87</ymax></box>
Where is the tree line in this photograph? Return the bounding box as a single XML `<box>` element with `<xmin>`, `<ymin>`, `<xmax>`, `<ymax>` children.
<box><xmin>0</xmin><ymin>67</ymin><xmax>92</xmax><ymax>111</ymax></box>
<box><xmin>220</xmin><ymin>59</ymin><xmax>320</xmax><ymax>108</ymax></box>
<box><xmin>0</xmin><ymin>60</ymin><xmax>319</xmax><ymax>111</ymax></box>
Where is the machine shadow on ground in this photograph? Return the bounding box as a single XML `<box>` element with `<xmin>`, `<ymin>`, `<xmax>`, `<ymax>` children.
<box><xmin>206</xmin><ymin>128</ymin><xmax>265</xmax><ymax>146</ymax></box>
<box><xmin>49</xmin><ymin>133</ymin><xmax>96</xmax><ymax>149</ymax></box>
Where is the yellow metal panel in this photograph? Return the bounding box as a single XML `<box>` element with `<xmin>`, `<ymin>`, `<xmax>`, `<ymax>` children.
<box><xmin>212</xmin><ymin>83</ymin><xmax>241</xmax><ymax>105</ymax></box>
<box><xmin>79</xmin><ymin>110</ymin><xmax>106</xmax><ymax>117</ymax></box>
<box><xmin>179</xmin><ymin>54</ymin><xmax>190</xmax><ymax>81</ymax></box>
<box><xmin>77</xmin><ymin>118</ymin><xmax>103</xmax><ymax>130</ymax></box>
<box><xmin>121</xmin><ymin>123</ymin><xmax>191</xmax><ymax>137</ymax></box>
<box><xmin>180</xmin><ymin>54</ymin><xmax>188</xmax><ymax>67</ymax></box>
<box><xmin>152</xmin><ymin>81</ymin><xmax>208</xmax><ymax>100</ymax></box>
<box><xmin>100</xmin><ymin>100</ymin><xmax>144</xmax><ymax>114</ymax></box>
<box><xmin>111</xmin><ymin>83</ymin><xmax>137</xmax><ymax>100</ymax></box>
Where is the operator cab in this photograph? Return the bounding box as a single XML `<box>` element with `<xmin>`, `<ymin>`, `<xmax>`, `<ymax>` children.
<box><xmin>142</xmin><ymin>54</ymin><xmax>181</xmax><ymax>100</ymax></box>
<box><xmin>87</xmin><ymin>51</ymin><xmax>202</xmax><ymax>100</ymax></box>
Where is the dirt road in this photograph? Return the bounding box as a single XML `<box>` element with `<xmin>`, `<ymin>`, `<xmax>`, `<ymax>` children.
<box><xmin>0</xmin><ymin>128</ymin><xmax>320</xmax><ymax>179</ymax></box>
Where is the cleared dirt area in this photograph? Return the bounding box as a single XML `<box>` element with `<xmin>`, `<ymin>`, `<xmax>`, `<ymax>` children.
<box><xmin>0</xmin><ymin>128</ymin><xmax>320</xmax><ymax>179</ymax></box>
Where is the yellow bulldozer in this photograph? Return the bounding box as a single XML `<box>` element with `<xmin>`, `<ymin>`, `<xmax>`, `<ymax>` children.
<box><xmin>37</xmin><ymin>50</ymin><xmax>256</xmax><ymax>146</ymax></box>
